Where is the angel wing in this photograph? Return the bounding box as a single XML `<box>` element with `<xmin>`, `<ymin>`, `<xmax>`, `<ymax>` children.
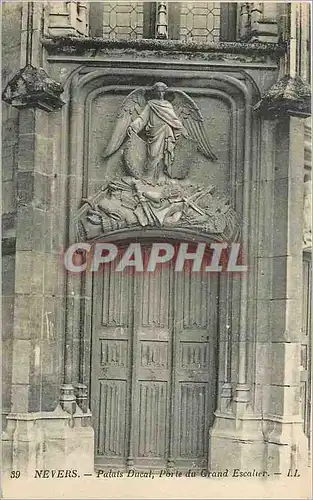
<box><xmin>170</xmin><ymin>90</ymin><xmax>217</xmax><ymax>161</ymax></box>
<box><xmin>102</xmin><ymin>88</ymin><xmax>147</xmax><ymax>159</ymax></box>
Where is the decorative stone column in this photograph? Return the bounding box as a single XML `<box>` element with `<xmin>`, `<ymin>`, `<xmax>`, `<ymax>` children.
<box><xmin>265</xmin><ymin>115</ymin><xmax>309</xmax><ymax>474</ymax></box>
<box><xmin>237</xmin><ymin>3</ymin><xmax>251</xmax><ymax>41</ymax></box>
<box><xmin>253</xmin><ymin>69</ymin><xmax>311</xmax><ymax>471</ymax></box>
<box><xmin>2</xmin><ymin>69</ymin><xmax>65</xmax><ymax>417</ymax></box>
<box><xmin>250</xmin><ymin>0</ymin><xmax>311</xmax><ymax>472</ymax></box>
<box><xmin>209</xmin><ymin>83</ymin><xmax>265</xmax><ymax>471</ymax></box>
<box><xmin>156</xmin><ymin>2</ymin><xmax>168</xmax><ymax>39</ymax></box>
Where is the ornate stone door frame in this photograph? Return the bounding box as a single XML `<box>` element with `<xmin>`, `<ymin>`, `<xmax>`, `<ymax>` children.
<box><xmin>60</xmin><ymin>63</ymin><xmax>263</xmax><ymax>468</ymax></box>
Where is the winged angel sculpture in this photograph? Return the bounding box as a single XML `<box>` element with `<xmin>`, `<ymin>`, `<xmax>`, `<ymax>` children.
<box><xmin>76</xmin><ymin>83</ymin><xmax>240</xmax><ymax>242</ymax></box>
<box><xmin>103</xmin><ymin>82</ymin><xmax>217</xmax><ymax>183</ymax></box>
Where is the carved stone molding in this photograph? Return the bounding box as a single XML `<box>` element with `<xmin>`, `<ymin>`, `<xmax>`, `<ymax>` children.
<box><xmin>254</xmin><ymin>74</ymin><xmax>311</xmax><ymax>119</ymax></box>
<box><xmin>2</xmin><ymin>64</ymin><xmax>65</xmax><ymax>112</ymax></box>
<box><xmin>42</xmin><ymin>36</ymin><xmax>286</xmax><ymax>58</ymax></box>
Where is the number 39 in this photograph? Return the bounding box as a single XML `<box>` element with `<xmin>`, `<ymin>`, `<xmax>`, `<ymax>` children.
<box><xmin>10</xmin><ymin>471</ymin><xmax>21</xmax><ymax>478</ymax></box>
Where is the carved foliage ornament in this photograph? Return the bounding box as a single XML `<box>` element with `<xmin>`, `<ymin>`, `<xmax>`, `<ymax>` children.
<box><xmin>76</xmin><ymin>83</ymin><xmax>240</xmax><ymax>243</ymax></box>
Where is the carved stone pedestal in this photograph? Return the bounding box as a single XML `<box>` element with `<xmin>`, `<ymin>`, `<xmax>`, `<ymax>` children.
<box><xmin>209</xmin><ymin>407</ymin><xmax>265</xmax><ymax>472</ymax></box>
<box><xmin>2</xmin><ymin>406</ymin><xmax>94</xmax><ymax>477</ymax></box>
<box><xmin>210</xmin><ymin>410</ymin><xmax>309</xmax><ymax>475</ymax></box>
<box><xmin>264</xmin><ymin>417</ymin><xmax>308</xmax><ymax>474</ymax></box>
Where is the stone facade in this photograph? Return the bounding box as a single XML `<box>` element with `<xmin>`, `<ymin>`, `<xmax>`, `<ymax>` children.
<box><xmin>2</xmin><ymin>1</ymin><xmax>311</xmax><ymax>480</ymax></box>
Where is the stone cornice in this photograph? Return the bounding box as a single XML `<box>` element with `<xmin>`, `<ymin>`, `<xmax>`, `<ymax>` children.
<box><xmin>41</xmin><ymin>36</ymin><xmax>286</xmax><ymax>59</ymax></box>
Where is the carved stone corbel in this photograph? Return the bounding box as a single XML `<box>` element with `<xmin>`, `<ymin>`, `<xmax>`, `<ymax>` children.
<box><xmin>2</xmin><ymin>64</ymin><xmax>65</xmax><ymax>112</ymax></box>
<box><xmin>253</xmin><ymin>74</ymin><xmax>311</xmax><ymax>119</ymax></box>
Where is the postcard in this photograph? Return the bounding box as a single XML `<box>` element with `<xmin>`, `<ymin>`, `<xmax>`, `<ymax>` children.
<box><xmin>1</xmin><ymin>1</ymin><xmax>312</xmax><ymax>498</ymax></box>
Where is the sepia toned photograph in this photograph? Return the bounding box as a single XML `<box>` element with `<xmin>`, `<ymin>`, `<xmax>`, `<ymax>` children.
<box><xmin>1</xmin><ymin>1</ymin><xmax>312</xmax><ymax>498</ymax></box>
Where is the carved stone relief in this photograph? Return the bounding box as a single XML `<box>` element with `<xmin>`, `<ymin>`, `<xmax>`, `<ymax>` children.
<box><xmin>76</xmin><ymin>82</ymin><xmax>240</xmax><ymax>242</ymax></box>
<box><xmin>102</xmin><ymin>81</ymin><xmax>217</xmax><ymax>183</ymax></box>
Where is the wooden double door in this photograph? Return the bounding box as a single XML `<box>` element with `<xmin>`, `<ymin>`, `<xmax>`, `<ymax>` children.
<box><xmin>91</xmin><ymin>248</ymin><xmax>218</xmax><ymax>469</ymax></box>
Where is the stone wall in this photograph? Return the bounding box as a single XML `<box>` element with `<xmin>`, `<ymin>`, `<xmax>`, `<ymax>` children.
<box><xmin>2</xmin><ymin>2</ymin><xmax>67</xmax><ymax>416</ymax></box>
<box><xmin>2</xmin><ymin>1</ymin><xmax>23</xmax><ymax>429</ymax></box>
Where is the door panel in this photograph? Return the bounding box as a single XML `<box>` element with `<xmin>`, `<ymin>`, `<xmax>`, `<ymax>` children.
<box><xmin>173</xmin><ymin>269</ymin><xmax>216</xmax><ymax>468</ymax></box>
<box><xmin>137</xmin><ymin>382</ymin><xmax>168</xmax><ymax>458</ymax></box>
<box><xmin>93</xmin><ymin>262</ymin><xmax>132</xmax><ymax>467</ymax></box>
<box><xmin>134</xmin><ymin>266</ymin><xmax>172</xmax><ymax>467</ymax></box>
<box><xmin>92</xmin><ymin>248</ymin><xmax>218</xmax><ymax>470</ymax></box>
<box><xmin>97</xmin><ymin>380</ymin><xmax>127</xmax><ymax>457</ymax></box>
<box><xmin>178</xmin><ymin>382</ymin><xmax>208</xmax><ymax>457</ymax></box>
<box><xmin>140</xmin><ymin>266</ymin><xmax>171</xmax><ymax>327</ymax></box>
<box><xmin>102</xmin><ymin>263</ymin><xmax>131</xmax><ymax>326</ymax></box>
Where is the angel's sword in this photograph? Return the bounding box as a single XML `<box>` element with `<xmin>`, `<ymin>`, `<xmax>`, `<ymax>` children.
<box><xmin>181</xmin><ymin>193</ymin><xmax>206</xmax><ymax>216</ymax></box>
<box><xmin>132</xmin><ymin>181</ymin><xmax>160</xmax><ymax>226</ymax></box>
